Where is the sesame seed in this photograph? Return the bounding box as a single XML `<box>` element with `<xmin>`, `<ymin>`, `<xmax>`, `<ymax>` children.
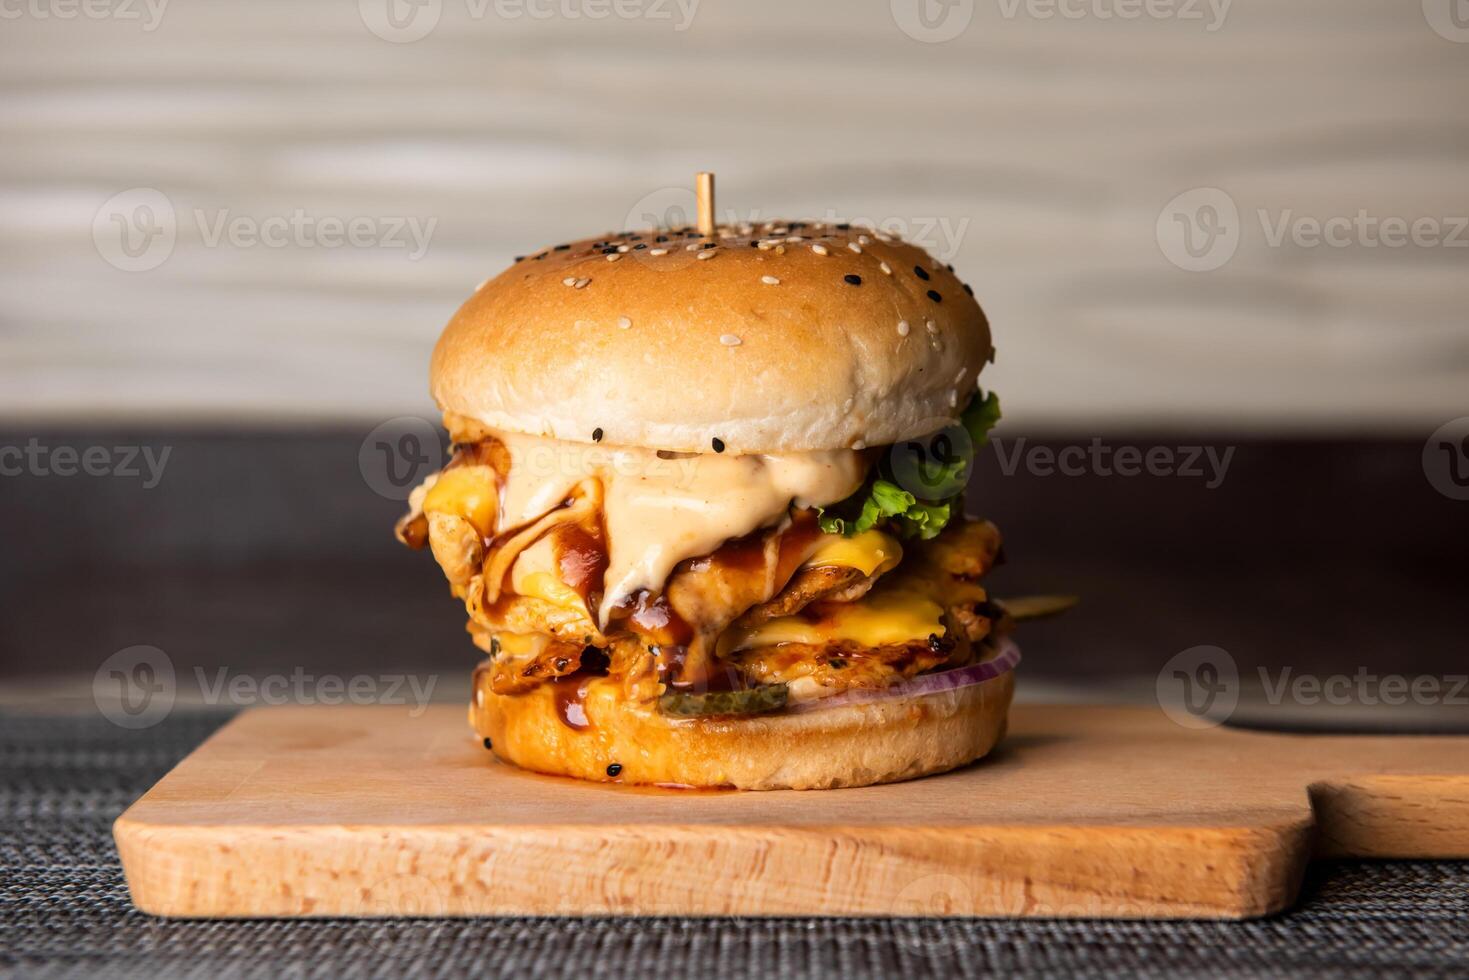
<box><xmin>963</xmin><ymin>283</ymin><xmax>974</xmax><ymax>296</ymax></box>
<box><xmin>606</xmin><ymin>252</ymin><xmax>622</xmax><ymax>262</ymax></box>
<box><xmin>811</xmin><ymin>243</ymin><xmax>829</xmax><ymax>256</ymax></box>
<box><xmin>786</xmin><ymin>235</ymin><xmax>802</xmax><ymax>243</ymax></box>
<box><xmin>601</xmin><ymin>246</ymin><xmax>617</xmax><ymax>254</ymax></box>
<box><xmin>843</xmin><ymin>274</ymin><xmax>862</xmax><ymax>285</ymax></box>
<box><xmin>562</xmin><ymin>277</ymin><xmax>576</xmax><ymax>286</ymax></box>
<box><xmin>649</xmin><ymin>248</ymin><xmax>668</xmax><ymax>256</ymax></box>
<box><xmin>475</xmin><ymin>278</ymin><xmax>489</xmax><ymax>290</ymax></box>
<box><xmin>606</xmin><ymin>763</ymin><xmax>622</xmax><ymax>777</ymax></box>
<box><xmin>775</xmin><ymin>245</ymin><xmax>786</xmax><ymax>254</ymax></box>
<box><xmin>697</xmin><ymin>249</ymin><xmax>715</xmax><ymax>260</ymax></box>
<box><xmin>853</xmin><ymin>440</ymin><xmax>867</xmax><ymax>450</ymax></box>
<box><xmin>948</xmin><ymin>391</ymin><xmax>959</xmax><ymax>408</ymax></box>
<box><xmin>554</xmin><ymin>244</ymin><xmax>570</xmax><ymax>251</ymax></box>
<box><xmin>954</xmin><ymin>368</ymin><xmax>967</xmax><ymax>384</ymax></box>
<box><xmin>914</xmin><ymin>265</ymin><xmax>930</xmax><ymax>281</ymax></box>
<box><xmin>879</xmin><ymin>261</ymin><xmax>891</xmax><ymax>275</ymax></box>
<box><xmin>761</xmin><ymin>275</ymin><xmax>780</xmax><ymax>285</ymax></box>
<box><xmin>575</xmin><ymin>277</ymin><xmax>591</xmax><ymax>289</ymax></box>
<box><xmin>712</xmin><ymin>437</ymin><xmax>726</xmax><ymax>453</ymax></box>
<box><xmin>719</xmin><ymin>334</ymin><xmax>742</xmax><ymax>346</ymax></box>
<box><xmin>925</xmin><ymin>319</ymin><xmax>937</xmax><ymax>333</ymax></box>
<box><xmin>617</xmin><ymin>316</ymin><xmax>632</xmax><ymax>329</ymax></box>
<box><xmin>686</xmin><ymin>242</ymin><xmax>702</xmax><ymax>251</ymax></box>
<box><xmin>617</xmin><ymin>244</ymin><xmax>631</xmax><ymax>253</ymax></box>
<box><xmin>858</xmin><ymin>234</ymin><xmax>871</xmax><ymax>245</ymax></box>
<box><xmin>483</xmin><ymin>737</ymin><xmax>492</xmax><ymax>749</ymax></box>
<box><xmin>927</xmin><ymin>289</ymin><xmax>942</xmax><ymax>302</ymax></box>
<box><xmin>514</xmin><ymin>255</ymin><xmax>525</xmax><ymax>262</ymax></box>
<box><xmin>847</xmin><ymin>242</ymin><xmax>862</xmax><ymax>254</ymax></box>
<box><xmin>897</xmin><ymin>320</ymin><xmax>910</xmax><ymax>337</ymax></box>
<box><xmin>592</xmin><ymin>427</ymin><xmax>604</xmax><ymax>442</ymax></box>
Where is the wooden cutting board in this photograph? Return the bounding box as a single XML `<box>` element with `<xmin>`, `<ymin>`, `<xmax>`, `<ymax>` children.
<box><xmin>114</xmin><ymin>704</ymin><xmax>1469</xmax><ymax>920</ymax></box>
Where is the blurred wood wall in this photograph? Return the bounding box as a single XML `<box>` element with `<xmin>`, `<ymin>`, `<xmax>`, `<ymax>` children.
<box><xmin>1</xmin><ymin>0</ymin><xmax>1466</xmax><ymax>431</ymax></box>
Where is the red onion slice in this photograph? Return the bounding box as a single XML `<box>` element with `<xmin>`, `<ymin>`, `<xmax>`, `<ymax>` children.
<box><xmin>788</xmin><ymin>637</ymin><xmax>1021</xmax><ymax>714</ymax></box>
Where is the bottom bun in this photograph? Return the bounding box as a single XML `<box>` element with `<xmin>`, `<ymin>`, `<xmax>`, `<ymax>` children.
<box><xmin>468</xmin><ymin>662</ymin><xmax>1015</xmax><ymax>791</ymax></box>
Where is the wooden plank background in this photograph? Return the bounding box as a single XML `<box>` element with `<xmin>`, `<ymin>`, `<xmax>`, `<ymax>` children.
<box><xmin>1</xmin><ymin>0</ymin><xmax>1465</xmax><ymax>431</ymax></box>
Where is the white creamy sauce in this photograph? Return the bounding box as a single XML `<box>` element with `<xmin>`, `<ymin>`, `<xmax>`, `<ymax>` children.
<box><xmin>492</xmin><ymin>430</ymin><xmax>866</xmax><ymax>624</ymax></box>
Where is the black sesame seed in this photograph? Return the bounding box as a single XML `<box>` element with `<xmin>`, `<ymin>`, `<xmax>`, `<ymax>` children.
<box><xmin>712</xmin><ymin>437</ymin><xmax>726</xmax><ymax>453</ymax></box>
<box><xmin>482</xmin><ymin>737</ymin><xmax>493</xmax><ymax>749</ymax></box>
<box><xmin>749</xmin><ymin>240</ymin><xmax>759</xmax><ymax>247</ymax></box>
<box><xmin>655</xmin><ymin>235</ymin><xmax>668</xmax><ymax>242</ymax></box>
<box><xmin>513</xmin><ymin>255</ymin><xmax>525</xmax><ymax>262</ymax></box>
<box><xmin>592</xmin><ymin>427</ymin><xmax>604</xmax><ymax>442</ymax></box>
<box><xmin>946</xmin><ymin>263</ymin><xmax>954</xmax><ymax>272</ymax></box>
<box><xmin>927</xmin><ymin>289</ymin><xmax>942</xmax><ymax>302</ymax></box>
<box><xmin>554</xmin><ymin>657</ymin><xmax>569</xmax><ymax>670</ymax></box>
<box><xmin>836</xmin><ymin>222</ymin><xmax>851</xmax><ymax>230</ymax></box>
<box><xmin>634</xmin><ymin>243</ymin><xmax>647</xmax><ymax>250</ymax></box>
<box><xmin>606</xmin><ymin>763</ymin><xmax>623</xmax><ymax>777</ymax></box>
<box><xmin>844</xmin><ymin>274</ymin><xmax>862</xmax><ymax>286</ymax></box>
<box><xmin>554</xmin><ymin>243</ymin><xmax>570</xmax><ymax>251</ymax></box>
<box><xmin>534</xmin><ymin>252</ymin><xmax>547</xmax><ymax>260</ymax></box>
<box><xmin>601</xmin><ymin>246</ymin><xmax>618</xmax><ymax>254</ymax></box>
<box><xmin>913</xmin><ymin>265</ymin><xmax>930</xmax><ymax>281</ymax></box>
<box><xmin>963</xmin><ymin>283</ymin><xmax>974</xmax><ymax>296</ymax></box>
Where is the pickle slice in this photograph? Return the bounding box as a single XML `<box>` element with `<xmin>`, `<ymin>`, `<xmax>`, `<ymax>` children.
<box><xmin>658</xmin><ymin>683</ymin><xmax>789</xmax><ymax>718</ymax></box>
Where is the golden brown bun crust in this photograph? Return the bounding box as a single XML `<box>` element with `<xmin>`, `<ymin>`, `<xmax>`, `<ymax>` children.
<box><xmin>469</xmin><ymin>664</ymin><xmax>1014</xmax><ymax>791</ymax></box>
<box><xmin>432</xmin><ymin>224</ymin><xmax>993</xmax><ymax>453</ymax></box>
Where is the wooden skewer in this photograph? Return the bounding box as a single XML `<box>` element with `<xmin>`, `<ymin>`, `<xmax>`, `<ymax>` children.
<box><xmin>695</xmin><ymin>172</ymin><xmax>715</xmax><ymax>236</ymax></box>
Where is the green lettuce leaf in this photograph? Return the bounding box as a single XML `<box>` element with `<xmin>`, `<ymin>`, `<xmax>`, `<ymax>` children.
<box><xmin>816</xmin><ymin>390</ymin><xmax>1000</xmax><ymax>541</ymax></box>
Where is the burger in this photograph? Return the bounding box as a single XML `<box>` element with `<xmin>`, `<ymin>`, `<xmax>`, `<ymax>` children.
<box><xmin>395</xmin><ymin>194</ymin><xmax>1040</xmax><ymax>790</ymax></box>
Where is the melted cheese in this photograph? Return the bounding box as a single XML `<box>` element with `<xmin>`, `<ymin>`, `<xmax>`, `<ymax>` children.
<box><xmin>727</xmin><ymin>590</ymin><xmax>946</xmax><ymax>652</ymax></box>
<box><xmin>421</xmin><ymin>466</ymin><xmax>497</xmax><ymax>537</ymax></box>
<box><xmin>509</xmin><ymin>535</ymin><xmax>589</xmax><ymax>613</ymax></box>
<box><xmin>802</xmin><ymin>529</ymin><xmax>902</xmax><ymax>577</ymax></box>
<box><xmin>491</xmin><ymin>430</ymin><xmax>866</xmax><ymax>624</ymax></box>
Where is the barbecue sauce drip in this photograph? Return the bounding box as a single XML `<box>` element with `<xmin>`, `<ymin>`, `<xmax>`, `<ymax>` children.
<box><xmin>550</xmin><ymin>675</ymin><xmax>593</xmax><ymax>730</ymax></box>
<box><xmin>555</xmin><ymin>523</ymin><xmax>608</xmax><ymax>616</ymax></box>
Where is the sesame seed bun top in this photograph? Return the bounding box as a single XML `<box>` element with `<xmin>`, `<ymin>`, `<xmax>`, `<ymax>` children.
<box><xmin>430</xmin><ymin>222</ymin><xmax>994</xmax><ymax>453</ymax></box>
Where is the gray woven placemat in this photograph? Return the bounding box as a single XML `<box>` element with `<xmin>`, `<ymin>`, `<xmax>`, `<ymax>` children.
<box><xmin>3</xmin><ymin>710</ymin><xmax>1467</xmax><ymax>979</ymax></box>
